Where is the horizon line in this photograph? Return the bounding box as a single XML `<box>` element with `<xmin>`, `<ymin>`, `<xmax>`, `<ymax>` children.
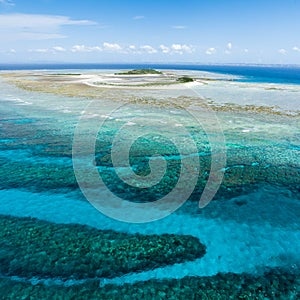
<box><xmin>1</xmin><ymin>62</ymin><xmax>300</xmax><ymax>67</ymax></box>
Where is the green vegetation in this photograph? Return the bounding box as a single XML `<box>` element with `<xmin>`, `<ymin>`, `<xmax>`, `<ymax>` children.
<box><xmin>115</xmin><ymin>69</ymin><xmax>163</xmax><ymax>75</ymax></box>
<box><xmin>176</xmin><ymin>76</ymin><xmax>194</xmax><ymax>83</ymax></box>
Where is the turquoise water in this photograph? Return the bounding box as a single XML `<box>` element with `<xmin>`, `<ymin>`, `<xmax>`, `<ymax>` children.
<box><xmin>0</xmin><ymin>69</ymin><xmax>299</xmax><ymax>298</ymax></box>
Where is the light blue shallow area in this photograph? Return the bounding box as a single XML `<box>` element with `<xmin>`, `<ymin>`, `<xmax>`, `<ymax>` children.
<box><xmin>0</xmin><ymin>67</ymin><xmax>299</xmax><ymax>287</ymax></box>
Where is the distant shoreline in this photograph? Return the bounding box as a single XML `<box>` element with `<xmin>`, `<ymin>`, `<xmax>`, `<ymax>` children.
<box><xmin>2</xmin><ymin>69</ymin><xmax>300</xmax><ymax>115</ymax></box>
<box><xmin>1</xmin><ymin>63</ymin><xmax>300</xmax><ymax>85</ymax></box>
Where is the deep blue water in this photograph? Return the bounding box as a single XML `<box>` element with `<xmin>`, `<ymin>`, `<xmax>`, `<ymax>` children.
<box><xmin>1</xmin><ymin>63</ymin><xmax>300</xmax><ymax>85</ymax></box>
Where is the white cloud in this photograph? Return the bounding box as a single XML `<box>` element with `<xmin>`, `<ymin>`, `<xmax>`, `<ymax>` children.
<box><xmin>159</xmin><ymin>45</ymin><xmax>170</xmax><ymax>54</ymax></box>
<box><xmin>71</xmin><ymin>45</ymin><xmax>84</xmax><ymax>52</ymax></box>
<box><xmin>171</xmin><ymin>44</ymin><xmax>193</xmax><ymax>54</ymax></box>
<box><xmin>29</xmin><ymin>48</ymin><xmax>49</xmax><ymax>53</ymax></box>
<box><xmin>71</xmin><ymin>45</ymin><xmax>102</xmax><ymax>53</ymax></box>
<box><xmin>0</xmin><ymin>0</ymin><xmax>14</xmax><ymax>6</ymax></box>
<box><xmin>125</xmin><ymin>45</ymin><xmax>137</xmax><ymax>54</ymax></box>
<box><xmin>52</xmin><ymin>46</ymin><xmax>66</xmax><ymax>52</ymax></box>
<box><xmin>25</xmin><ymin>42</ymin><xmax>197</xmax><ymax>57</ymax></box>
<box><xmin>0</xmin><ymin>48</ymin><xmax>13</xmax><ymax>54</ymax></box>
<box><xmin>225</xmin><ymin>42</ymin><xmax>232</xmax><ymax>54</ymax></box>
<box><xmin>171</xmin><ymin>44</ymin><xmax>182</xmax><ymax>51</ymax></box>
<box><xmin>133</xmin><ymin>16</ymin><xmax>144</xmax><ymax>20</ymax></box>
<box><xmin>181</xmin><ymin>45</ymin><xmax>193</xmax><ymax>53</ymax></box>
<box><xmin>103</xmin><ymin>42</ymin><xmax>122</xmax><ymax>51</ymax></box>
<box><xmin>293</xmin><ymin>46</ymin><xmax>300</xmax><ymax>52</ymax></box>
<box><xmin>206</xmin><ymin>47</ymin><xmax>216</xmax><ymax>55</ymax></box>
<box><xmin>0</xmin><ymin>13</ymin><xmax>96</xmax><ymax>29</ymax></box>
<box><xmin>140</xmin><ymin>45</ymin><xmax>157</xmax><ymax>54</ymax></box>
<box><xmin>278</xmin><ymin>48</ymin><xmax>287</xmax><ymax>55</ymax></box>
<box><xmin>0</xmin><ymin>14</ymin><xmax>97</xmax><ymax>41</ymax></box>
<box><xmin>244</xmin><ymin>49</ymin><xmax>249</xmax><ymax>53</ymax></box>
<box><xmin>172</xmin><ymin>25</ymin><xmax>186</xmax><ymax>29</ymax></box>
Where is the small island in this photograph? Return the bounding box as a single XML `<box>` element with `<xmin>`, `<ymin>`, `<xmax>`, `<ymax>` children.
<box><xmin>115</xmin><ymin>69</ymin><xmax>163</xmax><ymax>75</ymax></box>
<box><xmin>176</xmin><ymin>76</ymin><xmax>194</xmax><ymax>83</ymax></box>
<box><xmin>2</xmin><ymin>69</ymin><xmax>199</xmax><ymax>91</ymax></box>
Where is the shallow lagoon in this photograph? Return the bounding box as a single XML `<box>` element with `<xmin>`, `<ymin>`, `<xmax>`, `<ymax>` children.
<box><xmin>0</xmin><ymin>69</ymin><xmax>299</xmax><ymax>298</ymax></box>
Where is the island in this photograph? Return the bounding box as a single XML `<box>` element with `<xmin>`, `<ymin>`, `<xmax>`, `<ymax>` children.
<box><xmin>115</xmin><ymin>69</ymin><xmax>163</xmax><ymax>75</ymax></box>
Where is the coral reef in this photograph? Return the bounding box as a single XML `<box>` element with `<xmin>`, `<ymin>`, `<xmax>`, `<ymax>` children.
<box><xmin>1</xmin><ymin>122</ymin><xmax>299</xmax><ymax>199</ymax></box>
<box><xmin>0</xmin><ymin>215</ymin><xmax>206</xmax><ymax>279</ymax></box>
<box><xmin>0</xmin><ymin>268</ymin><xmax>298</xmax><ymax>299</ymax></box>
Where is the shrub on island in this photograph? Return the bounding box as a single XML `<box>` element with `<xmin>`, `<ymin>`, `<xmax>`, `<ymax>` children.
<box><xmin>176</xmin><ymin>76</ymin><xmax>194</xmax><ymax>83</ymax></box>
<box><xmin>115</xmin><ymin>69</ymin><xmax>162</xmax><ymax>75</ymax></box>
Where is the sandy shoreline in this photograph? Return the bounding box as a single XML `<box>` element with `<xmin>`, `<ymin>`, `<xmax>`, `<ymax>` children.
<box><xmin>78</xmin><ymin>73</ymin><xmax>202</xmax><ymax>89</ymax></box>
<box><xmin>1</xmin><ymin>70</ymin><xmax>300</xmax><ymax>115</ymax></box>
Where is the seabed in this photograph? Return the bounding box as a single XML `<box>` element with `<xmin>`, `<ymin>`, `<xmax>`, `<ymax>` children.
<box><xmin>0</xmin><ymin>70</ymin><xmax>299</xmax><ymax>299</ymax></box>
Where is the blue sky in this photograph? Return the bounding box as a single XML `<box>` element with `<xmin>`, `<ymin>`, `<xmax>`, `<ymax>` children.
<box><xmin>0</xmin><ymin>0</ymin><xmax>300</xmax><ymax>64</ymax></box>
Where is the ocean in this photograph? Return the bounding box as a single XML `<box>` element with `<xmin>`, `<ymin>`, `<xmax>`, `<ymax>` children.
<box><xmin>2</xmin><ymin>63</ymin><xmax>300</xmax><ymax>84</ymax></box>
<box><xmin>0</xmin><ymin>64</ymin><xmax>299</xmax><ymax>299</ymax></box>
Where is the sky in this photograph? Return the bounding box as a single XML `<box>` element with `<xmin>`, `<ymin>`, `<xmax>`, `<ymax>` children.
<box><xmin>0</xmin><ymin>0</ymin><xmax>300</xmax><ymax>64</ymax></box>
